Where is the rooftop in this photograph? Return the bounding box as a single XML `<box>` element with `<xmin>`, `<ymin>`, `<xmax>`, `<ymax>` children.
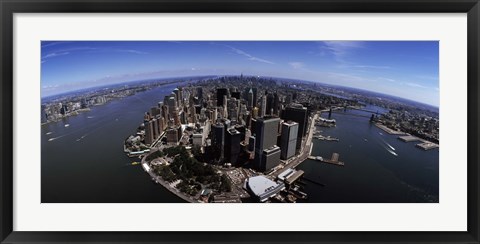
<box><xmin>246</xmin><ymin>175</ymin><xmax>279</xmax><ymax>197</ymax></box>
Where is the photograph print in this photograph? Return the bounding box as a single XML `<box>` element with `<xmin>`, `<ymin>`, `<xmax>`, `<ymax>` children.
<box><xmin>41</xmin><ymin>41</ymin><xmax>439</xmax><ymax>203</ymax></box>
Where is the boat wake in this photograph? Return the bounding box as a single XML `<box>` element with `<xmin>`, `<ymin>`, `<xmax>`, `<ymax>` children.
<box><xmin>76</xmin><ymin>135</ymin><xmax>87</xmax><ymax>142</ymax></box>
<box><xmin>48</xmin><ymin>135</ymin><xmax>66</xmax><ymax>141</ymax></box>
<box><xmin>380</xmin><ymin>138</ymin><xmax>396</xmax><ymax>151</ymax></box>
<box><xmin>87</xmin><ymin>116</ymin><xmax>94</xmax><ymax>119</ymax></box>
<box><xmin>386</xmin><ymin>148</ymin><xmax>398</xmax><ymax>156</ymax></box>
<box><xmin>45</xmin><ymin>132</ymin><xmax>52</xmax><ymax>135</ymax></box>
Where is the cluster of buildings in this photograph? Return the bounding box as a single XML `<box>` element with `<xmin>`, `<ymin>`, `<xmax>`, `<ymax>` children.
<box><xmin>377</xmin><ymin>109</ymin><xmax>439</xmax><ymax>144</ymax></box>
<box><xmin>129</xmin><ymin>76</ymin><xmax>313</xmax><ymax>175</ymax></box>
<box><xmin>128</xmin><ymin>76</ymin><xmax>369</xmax><ymax>202</ymax></box>
<box><xmin>41</xmin><ymin>83</ymin><xmax>150</xmax><ymax>124</ymax></box>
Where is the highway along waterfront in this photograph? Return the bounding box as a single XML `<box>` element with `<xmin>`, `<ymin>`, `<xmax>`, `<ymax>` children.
<box><xmin>297</xmin><ymin>105</ymin><xmax>439</xmax><ymax>203</ymax></box>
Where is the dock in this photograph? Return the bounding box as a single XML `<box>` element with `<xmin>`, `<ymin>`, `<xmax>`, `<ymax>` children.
<box><xmin>416</xmin><ymin>142</ymin><xmax>439</xmax><ymax>150</ymax></box>
<box><xmin>398</xmin><ymin>135</ymin><xmax>421</xmax><ymax>142</ymax></box>
<box><xmin>375</xmin><ymin>123</ymin><xmax>406</xmax><ymax>135</ymax></box>
<box><xmin>398</xmin><ymin>135</ymin><xmax>439</xmax><ymax>150</ymax></box>
<box><xmin>313</xmin><ymin>135</ymin><xmax>339</xmax><ymax>141</ymax></box>
<box><xmin>308</xmin><ymin>153</ymin><xmax>344</xmax><ymax>166</ymax></box>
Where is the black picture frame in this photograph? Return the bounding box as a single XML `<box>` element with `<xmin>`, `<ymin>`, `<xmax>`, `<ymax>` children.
<box><xmin>1</xmin><ymin>0</ymin><xmax>479</xmax><ymax>243</ymax></box>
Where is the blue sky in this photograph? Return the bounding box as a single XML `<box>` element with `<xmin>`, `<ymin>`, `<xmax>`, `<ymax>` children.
<box><xmin>41</xmin><ymin>41</ymin><xmax>439</xmax><ymax>106</ymax></box>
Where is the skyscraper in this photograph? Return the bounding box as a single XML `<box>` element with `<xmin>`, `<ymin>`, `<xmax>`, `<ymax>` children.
<box><xmin>266</xmin><ymin>93</ymin><xmax>274</xmax><ymax>116</ymax></box>
<box><xmin>260</xmin><ymin>95</ymin><xmax>267</xmax><ymax>118</ymax></box>
<box><xmin>254</xmin><ymin>116</ymin><xmax>280</xmax><ymax>171</ymax></box>
<box><xmin>173</xmin><ymin>88</ymin><xmax>181</xmax><ymax>106</ymax></box>
<box><xmin>282</xmin><ymin>103</ymin><xmax>307</xmax><ymax>151</ymax></box>
<box><xmin>280</xmin><ymin>121</ymin><xmax>298</xmax><ymax>160</ymax></box>
<box><xmin>225</xmin><ymin>128</ymin><xmax>241</xmax><ymax>166</ymax></box>
<box><xmin>217</xmin><ymin>88</ymin><xmax>228</xmax><ymax>107</ymax></box>
<box><xmin>196</xmin><ymin>87</ymin><xmax>203</xmax><ymax>101</ymax></box>
<box><xmin>273</xmin><ymin>93</ymin><xmax>280</xmax><ymax>116</ymax></box>
<box><xmin>144</xmin><ymin>120</ymin><xmax>154</xmax><ymax>145</ymax></box>
<box><xmin>211</xmin><ymin>123</ymin><xmax>225</xmax><ymax>162</ymax></box>
<box><xmin>247</xmin><ymin>88</ymin><xmax>254</xmax><ymax>110</ymax></box>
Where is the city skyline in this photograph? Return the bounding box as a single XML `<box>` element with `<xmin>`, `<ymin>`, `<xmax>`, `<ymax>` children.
<box><xmin>41</xmin><ymin>41</ymin><xmax>439</xmax><ymax>106</ymax></box>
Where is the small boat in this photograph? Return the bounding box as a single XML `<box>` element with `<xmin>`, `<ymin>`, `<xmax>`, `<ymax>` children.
<box><xmin>131</xmin><ymin>162</ymin><xmax>140</xmax><ymax>165</ymax></box>
<box><xmin>45</xmin><ymin>132</ymin><xmax>52</xmax><ymax>135</ymax></box>
<box><xmin>64</xmin><ymin>124</ymin><xmax>70</xmax><ymax>127</ymax></box>
<box><xmin>364</xmin><ymin>138</ymin><xmax>368</xmax><ymax>142</ymax></box>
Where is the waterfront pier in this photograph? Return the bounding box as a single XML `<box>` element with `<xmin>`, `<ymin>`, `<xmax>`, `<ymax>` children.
<box><xmin>308</xmin><ymin>152</ymin><xmax>344</xmax><ymax>166</ymax></box>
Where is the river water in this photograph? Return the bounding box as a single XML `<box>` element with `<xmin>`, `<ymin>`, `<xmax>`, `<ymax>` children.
<box><xmin>42</xmin><ymin>86</ymin><xmax>438</xmax><ymax>203</ymax></box>
<box><xmin>41</xmin><ymin>83</ymin><xmax>184</xmax><ymax>203</ymax></box>
<box><xmin>297</xmin><ymin>107</ymin><xmax>439</xmax><ymax>203</ymax></box>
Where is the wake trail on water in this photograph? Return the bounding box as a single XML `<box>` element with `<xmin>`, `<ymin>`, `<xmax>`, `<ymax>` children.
<box><xmin>374</xmin><ymin>137</ymin><xmax>399</xmax><ymax>157</ymax></box>
<box><xmin>75</xmin><ymin>119</ymin><xmax>116</xmax><ymax>142</ymax></box>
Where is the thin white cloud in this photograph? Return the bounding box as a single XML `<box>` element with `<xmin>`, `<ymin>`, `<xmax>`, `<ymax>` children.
<box><xmin>289</xmin><ymin>62</ymin><xmax>305</xmax><ymax>69</ymax></box>
<box><xmin>321</xmin><ymin>41</ymin><xmax>365</xmax><ymax>61</ymax></box>
<box><xmin>115</xmin><ymin>49</ymin><xmax>148</xmax><ymax>55</ymax></box>
<box><xmin>405</xmin><ymin>82</ymin><xmax>428</xmax><ymax>89</ymax></box>
<box><xmin>224</xmin><ymin>45</ymin><xmax>274</xmax><ymax>64</ymax></box>
<box><xmin>352</xmin><ymin>65</ymin><xmax>391</xmax><ymax>69</ymax></box>
<box><xmin>41</xmin><ymin>41</ymin><xmax>69</xmax><ymax>48</ymax></box>
<box><xmin>377</xmin><ymin>77</ymin><xmax>396</xmax><ymax>82</ymax></box>
<box><xmin>42</xmin><ymin>52</ymin><xmax>70</xmax><ymax>59</ymax></box>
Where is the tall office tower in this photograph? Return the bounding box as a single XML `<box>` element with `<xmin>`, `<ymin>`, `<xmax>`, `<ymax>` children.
<box><xmin>144</xmin><ymin>120</ymin><xmax>154</xmax><ymax>145</ymax></box>
<box><xmin>266</xmin><ymin>93</ymin><xmax>274</xmax><ymax>116</ymax></box>
<box><xmin>144</xmin><ymin>112</ymin><xmax>151</xmax><ymax>121</ymax></box>
<box><xmin>173</xmin><ymin>88</ymin><xmax>181</xmax><ymax>106</ymax></box>
<box><xmin>250</xmin><ymin>118</ymin><xmax>257</xmax><ymax>135</ymax></box>
<box><xmin>213</xmin><ymin>108</ymin><xmax>218</xmax><ymax>123</ymax></box>
<box><xmin>216</xmin><ymin>88</ymin><xmax>228</xmax><ymax>107</ymax></box>
<box><xmin>180</xmin><ymin>111</ymin><xmax>187</xmax><ymax>124</ymax></box>
<box><xmin>223</xmin><ymin>95</ymin><xmax>228</xmax><ymax>109</ymax></box>
<box><xmin>252</xmin><ymin>87</ymin><xmax>258</xmax><ymax>108</ymax></box>
<box><xmin>273</xmin><ymin>93</ymin><xmax>280</xmax><ymax>116</ymax></box>
<box><xmin>170</xmin><ymin>92</ymin><xmax>177</xmax><ymax>106</ymax></box>
<box><xmin>173</xmin><ymin>109</ymin><xmax>181</xmax><ymax>126</ymax></box>
<box><xmin>163</xmin><ymin>95</ymin><xmax>169</xmax><ymax>107</ymax></box>
<box><xmin>252</xmin><ymin>107</ymin><xmax>259</xmax><ymax>119</ymax></box>
<box><xmin>151</xmin><ymin>106</ymin><xmax>160</xmax><ymax>117</ymax></box>
<box><xmin>168</xmin><ymin>96</ymin><xmax>176</xmax><ymax>112</ymax></box>
<box><xmin>161</xmin><ymin>104</ymin><xmax>169</xmax><ymax>121</ymax></box>
<box><xmin>260</xmin><ymin>96</ymin><xmax>267</xmax><ymax>118</ymax></box>
<box><xmin>282</xmin><ymin>103</ymin><xmax>308</xmax><ymax>151</ymax></box>
<box><xmin>231</xmin><ymin>91</ymin><xmax>241</xmax><ymax>99</ymax></box>
<box><xmin>152</xmin><ymin>118</ymin><xmax>159</xmax><ymax>139</ymax></box>
<box><xmin>211</xmin><ymin>123</ymin><xmax>225</xmax><ymax>162</ymax></box>
<box><xmin>254</xmin><ymin>116</ymin><xmax>281</xmax><ymax>171</ymax></box>
<box><xmin>247</xmin><ymin>88</ymin><xmax>254</xmax><ymax>110</ymax></box>
<box><xmin>157</xmin><ymin>116</ymin><xmax>165</xmax><ymax>135</ymax></box>
<box><xmin>234</xmin><ymin>124</ymin><xmax>246</xmax><ymax>143</ymax></box>
<box><xmin>178</xmin><ymin>87</ymin><xmax>183</xmax><ymax>106</ymax></box>
<box><xmin>248</xmin><ymin>136</ymin><xmax>256</xmax><ymax>152</ymax></box>
<box><xmin>196</xmin><ymin>87</ymin><xmax>203</xmax><ymax>101</ymax></box>
<box><xmin>225</xmin><ymin>128</ymin><xmax>241</xmax><ymax>166</ymax></box>
<box><xmin>285</xmin><ymin>94</ymin><xmax>292</xmax><ymax>104</ymax></box>
<box><xmin>227</xmin><ymin>98</ymin><xmax>240</xmax><ymax>121</ymax></box>
<box><xmin>261</xmin><ymin>146</ymin><xmax>281</xmax><ymax>171</ymax></box>
<box><xmin>166</xmin><ymin>126</ymin><xmax>180</xmax><ymax>144</ymax></box>
<box><xmin>280</xmin><ymin>121</ymin><xmax>298</xmax><ymax>160</ymax></box>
